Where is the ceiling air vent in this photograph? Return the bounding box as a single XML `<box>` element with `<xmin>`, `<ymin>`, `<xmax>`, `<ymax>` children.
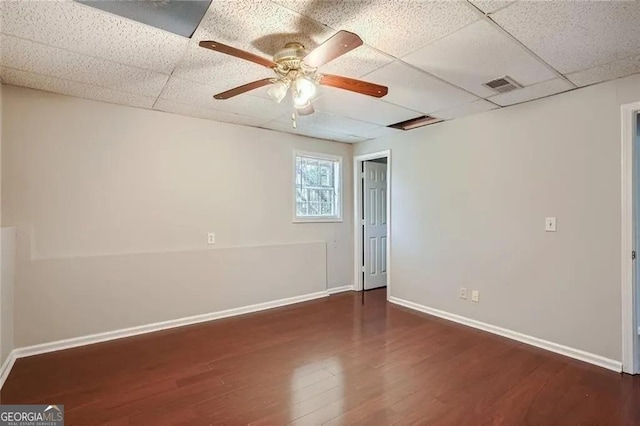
<box><xmin>483</xmin><ymin>76</ymin><xmax>522</xmax><ymax>94</ymax></box>
<box><xmin>388</xmin><ymin>115</ymin><xmax>443</xmax><ymax>131</ymax></box>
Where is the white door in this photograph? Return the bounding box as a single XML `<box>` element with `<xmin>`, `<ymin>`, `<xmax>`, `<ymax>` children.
<box><xmin>364</xmin><ymin>161</ymin><xmax>387</xmax><ymax>290</ymax></box>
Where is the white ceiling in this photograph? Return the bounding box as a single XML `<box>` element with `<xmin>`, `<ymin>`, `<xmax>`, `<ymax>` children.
<box><xmin>1</xmin><ymin>0</ymin><xmax>639</xmax><ymax>144</ymax></box>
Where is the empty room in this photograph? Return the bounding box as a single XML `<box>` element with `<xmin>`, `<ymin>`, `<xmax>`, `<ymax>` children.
<box><xmin>1</xmin><ymin>0</ymin><xmax>640</xmax><ymax>424</ymax></box>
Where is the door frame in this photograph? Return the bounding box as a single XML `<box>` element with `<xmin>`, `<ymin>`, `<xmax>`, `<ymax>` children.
<box><xmin>621</xmin><ymin>101</ymin><xmax>640</xmax><ymax>374</ymax></box>
<box><xmin>353</xmin><ymin>150</ymin><xmax>391</xmax><ymax>297</ymax></box>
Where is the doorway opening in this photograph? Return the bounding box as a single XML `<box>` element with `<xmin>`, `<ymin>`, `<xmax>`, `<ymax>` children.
<box><xmin>622</xmin><ymin>103</ymin><xmax>640</xmax><ymax>374</ymax></box>
<box><xmin>353</xmin><ymin>150</ymin><xmax>391</xmax><ymax>299</ymax></box>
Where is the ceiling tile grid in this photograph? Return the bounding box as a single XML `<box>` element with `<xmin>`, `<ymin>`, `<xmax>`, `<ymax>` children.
<box><xmin>274</xmin><ymin>110</ymin><xmax>383</xmax><ymax>138</ymax></box>
<box><xmin>313</xmin><ymin>86</ymin><xmax>423</xmax><ymax>126</ymax></box>
<box><xmin>273</xmin><ymin>0</ymin><xmax>479</xmax><ymax>57</ymax></box>
<box><xmin>260</xmin><ymin>119</ymin><xmax>368</xmax><ymax>144</ymax></box>
<box><xmin>0</xmin><ymin>0</ymin><xmax>189</xmax><ymax>74</ymax></box>
<box><xmin>154</xmin><ymin>99</ymin><xmax>272</xmax><ymax>128</ymax></box>
<box><xmin>318</xmin><ymin>45</ymin><xmax>393</xmax><ymax>79</ymax></box>
<box><xmin>1</xmin><ymin>34</ymin><xmax>169</xmax><ymax>98</ymax></box>
<box><xmin>401</xmin><ymin>20</ymin><xmax>557</xmax><ymax>98</ymax></box>
<box><xmin>491</xmin><ymin>1</ymin><xmax>640</xmax><ymax>74</ymax></box>
<box><xmin>193</xmin><ymin>0</ymin><xmax>333</xmax><ymax>59</ymax></box>
<box><xmin>487</xmin><ymin>78</ymin><xmax>575</xmax><ymax>107</ymax></box>
<box><xmin>160</xmin><ymin>76</ymin><xmax>285</xmax><ymax>121</ymax></box>
<box><xmin>1</xmin><ymin>0</ymin><xmax>640</xmax><ymax>143</ymax></box>
<box><xmin>432</xmin><ymin>99</ymin><xmax>498</xmax><ymax>120</ymax></box>
<box><xmin>364</xmin><ymin>61</ymin><xmax>479</xmax><ymax>115</ymax></box>
<box><xmin>0</xmin><ymin>66</ymin><xmax>157</xmax><ymax>109</ymax></box>
<box><xmin>170</xmin><ymin>42</ymin><xmax>273</xmax><ymax>89</ymax></box>
<box><xmin>567</xmin><ymin>54</ymin><xmax>640</xmax><ymax>88</ymax></box>
<box><xmin>469</xmin><ymin>1</ymin><xmax>515</xmax><ymax>15</ymax></box>
<box><xmin>356</xmin><ymin>125</ymin><xmax>404</xmax><ymax>141</ymax></box>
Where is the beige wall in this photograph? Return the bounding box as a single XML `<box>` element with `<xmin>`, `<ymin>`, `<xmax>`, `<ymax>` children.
<box><xmin>356</xmin><ymin>73</ymin><xmax>640</xmax><ymax>362</ymax></box>
<box><xmin>2</xmin><ymin>86</ymin><xmax>354</xmax><ymax>346</ymax></box>
<box><xmin>1</xmin><ymin>228</ymin><xmax>15</xmax><ymax>365</ymax></box>
<box><xmin>0</xmin><ymin>83</ymin><xmax>12</xmax><ymax>366</ymax></box>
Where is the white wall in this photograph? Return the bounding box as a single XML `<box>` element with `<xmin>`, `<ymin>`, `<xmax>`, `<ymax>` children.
<box><xmin>356</xmin><ymin>73</ymin><xmax>640</xmax><ymax>362</ymax></box>
<box><xmin>1</xmin><ymin>86</ymin><xmax>354</xmax><ymax>347</ymax></box>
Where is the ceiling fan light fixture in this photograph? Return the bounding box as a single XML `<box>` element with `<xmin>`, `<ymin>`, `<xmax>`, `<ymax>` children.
<box><xmin>293</xmin><ymin>98</ymin><xmax>311</xmax><ymax>110</ymax></box>
<box><xmin>293</xmin><ymin>93</ymin><xmax>309</xmax><ymax>108</ymax></box>
<box><xmin>295</xmin><ymin>76</ymin><xmax>316</xmax><ymax>100</ymax></box>
<box><xmin>292</xmin><ymin>76</ymin><xmax>317</xmax><ymax>108</ymax></box>
<box><xmin>267</xmin><ymin>80</ymin><xmax>289</xmax><ymax>103</ymax></box>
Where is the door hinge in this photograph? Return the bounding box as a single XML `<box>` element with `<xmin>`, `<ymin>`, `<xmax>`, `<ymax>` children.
<box><xmin>361</xmin><ymin>172</ymin><xmax>365</xmax><ymax>179</ymax></box>
<box><xmin>633</xmin><ymin>251</ymin><xmax>637</xmax><ymax>260</ymax></box>
<box><xmin>361</xmin><ymin>266</ymin><xmax>365</xmax><ymax>272</ymax></box>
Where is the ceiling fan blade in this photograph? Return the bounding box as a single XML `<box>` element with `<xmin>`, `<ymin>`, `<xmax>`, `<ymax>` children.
<box><xmin>213</xmin><ymin>78</ymin><xmax>275</xmax><ymax>100</ymax></box>
<box><xmin>199</xmin><ymin>40</ymin><xmax>277</xmax><ymax>69</ymax></box>
<box><xmin>296</xmin><ymin>103</ymin><xmax>315</xmax><ymax>116</ymax></box>
<box><xmin>319</xmin><ymin>74</ymin><xmax>388</xmax><ymax>98</ymax></box>
<box><xmin>303</xmin><ymin>30</ymin><xmax>363</xmax><ymax>68</ymax></box>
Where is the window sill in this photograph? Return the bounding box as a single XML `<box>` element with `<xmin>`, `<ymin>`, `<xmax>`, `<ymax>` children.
<box><xmin>293</xmin><ymin>217</ymin><xmax>343</xmax><ymax>224</ymax></box>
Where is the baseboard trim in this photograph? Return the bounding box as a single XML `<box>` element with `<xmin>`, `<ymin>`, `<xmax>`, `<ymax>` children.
<box><xmin>0</xmin><ymin>289</ymin><xmax>331</xmax><ymax>390</ymax></box>
<box><xmin>389</xmin><ymin>296</ymin><xmax>622</xmax><ymax>373</ymax></box>
<box><xmin>327</xmin><ymin>285</ymin><xmax>355</xmax><ymax>295</ymax></box>
<box><xmin>0</xmin><ymin>350</ymin><xmax>17</xmax><ymax>391</ymax></box>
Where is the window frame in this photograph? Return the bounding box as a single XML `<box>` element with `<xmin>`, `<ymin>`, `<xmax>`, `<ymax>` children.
<box><xmin>292</xmin><ymin>150</ymin><xmax>343</xmax><ymax>223</ymax></box>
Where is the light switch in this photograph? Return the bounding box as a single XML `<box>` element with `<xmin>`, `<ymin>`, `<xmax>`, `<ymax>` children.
<box><xmin>460</xmin><ymin>288</ymin><xmax>467</xmax><ymax>299</ymax></box>
<box><xmin>472</xmin><ymin>290</ymin><xmax>479</xmax><ymax>303</ymax></box>
<box><xmin>545</xmin><ymin>217</ymin><xmax>557</xmax><ymax>232</ymax></box>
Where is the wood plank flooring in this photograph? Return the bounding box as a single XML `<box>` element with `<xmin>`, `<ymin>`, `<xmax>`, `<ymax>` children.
<box><xmin>2</xmin><ymin>288</ymin><xmax>639</xmax><ymax>425</ymax></box>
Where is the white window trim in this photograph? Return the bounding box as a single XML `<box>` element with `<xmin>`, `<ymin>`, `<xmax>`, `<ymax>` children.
<box><xmin>293</xmin><ymin>150</ymin><xmax>343</xmax><ymax>223</ymax></box>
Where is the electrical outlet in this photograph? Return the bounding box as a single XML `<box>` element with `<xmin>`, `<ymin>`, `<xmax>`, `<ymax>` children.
<box><xmin>460</xmin><ymin>288</ymin><xmax>467</xmax><ymax>299</ymax></box>
<box><xmin>207</xmin><ymin>232</ymin><xmax>215</xmax><ymax>244</ymax></box>
<box><xmin>472</xmin><ymin>290</ymin><xmax>480</xmax><ymax>303</ymax></box>
<box><xmin>545</xmin><ymin>217</ymin><xmax>557</xmax><ymax>232</ymax></box>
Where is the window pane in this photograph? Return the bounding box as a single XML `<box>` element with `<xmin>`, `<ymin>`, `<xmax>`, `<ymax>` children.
<box><xmin>295</xmin><ymin>154</ymin><xmax>341</xmax><ymax>219</ymax></box>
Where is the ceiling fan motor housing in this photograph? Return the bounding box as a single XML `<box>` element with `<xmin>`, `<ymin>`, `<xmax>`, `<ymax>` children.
<box><xmin>273</xmin><ymin>42</ymin><xmax>316</xmax><ymax>77</ymax></box>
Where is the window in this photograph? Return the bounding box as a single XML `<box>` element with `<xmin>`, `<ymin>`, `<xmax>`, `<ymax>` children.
<box><xmin>294</xmin><ymin>151</ymin><xmax>342</xmax><ymax>222</ymax></box>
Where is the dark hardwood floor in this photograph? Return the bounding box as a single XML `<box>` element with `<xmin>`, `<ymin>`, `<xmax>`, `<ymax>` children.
<box><xmin>2</xmin><ymin>288</ymin><xmax>639</xmax><ymax>425</ymax></box>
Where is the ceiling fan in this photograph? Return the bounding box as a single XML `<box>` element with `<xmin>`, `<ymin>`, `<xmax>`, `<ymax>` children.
<box><xmin>198</xmin><ymin>30</ymin><xmax>388</xmax><ymax>119</ymax></box>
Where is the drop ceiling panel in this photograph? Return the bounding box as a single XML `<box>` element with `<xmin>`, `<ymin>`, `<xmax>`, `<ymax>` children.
<box><xmin>261</xmin><ymin>120</ymin><xmax>366</xmax><ymax>144</ymax></box>
<box><xmin>314</xmin><ymin>86</ymin><xmax>422</xmax><ymax>126</ymax></box>
<box><xmin>356</xmin><ymin>126</ymin><xmax>404</xmax><ymax>141</ymax></box>
<box><xmin>0</xmin><ymin>0</ymin><xmax>188</xmax><ymax>74</ymax></box>
<box><xmin>487</xmin><ymin>78</ymin><xmax>574</xmax><ymax>107</ymax></box>
<box><xmin>275</xmin><ymin>110</ymin><xmax>381</xmax><ymax>137</ymax></box>
<box><xmin>170</xmin><ymin>42</ymin><xmax>274</xmax><ymax>89</ymax></box>
<box><xmin>160</xmin><ymin>77</ymin><xmax>285</xmax><ymax>121</ymax></box>
<box><xmin>274</xmin><ymin>0</ymin><xmax>478</xmax><ymax>57</ymax></box>
<box><xmin>319</xmin><ymin>46</ymin><xmax>393</xmax><ymax>79</ymax></box>
<box><xmin>492</xmin><ymin>1</ymin><xmax>640</xmax><ymax>74</ymax></box>
<box><xmin>154</xmin><ymin>99</ymin><xmax>270</xmax><ymax>127</ymax></box>
<box><xmin>0</xmin><ymin>67</ymin><xmax>156</xmax><ymax>109</ymax></box>
<box><xmin>567</xmin><ymin>54</ymin><xmax>640</xmax><ymax>88</ymax></box>
<box><xmin>469</xmin><ymin>1</ymin><xmax>514</xmax><ymax>14</ymax></box>
<box><xmin>0</xmin><ymin>35</ymin><xmax>169</xmax><ymax>97</ymax></box>
<box><xmin>365</xmin><ymin>61</ymin><xmax>477</xmax><ymax>114</ymax></box>
<box><xmin>432</xmin><ymin>99</ymin><xmax>498</xmax><ymax>120</ymax></box>
<box><xmin>402</xmin><ymin>20</ymin><xmax>557</xmax><ymax>98</ymax></box>
<box><xmin>192</xmin><ymin>0</ymin><xmax>333</xmax><ymax>59</ymax></box>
